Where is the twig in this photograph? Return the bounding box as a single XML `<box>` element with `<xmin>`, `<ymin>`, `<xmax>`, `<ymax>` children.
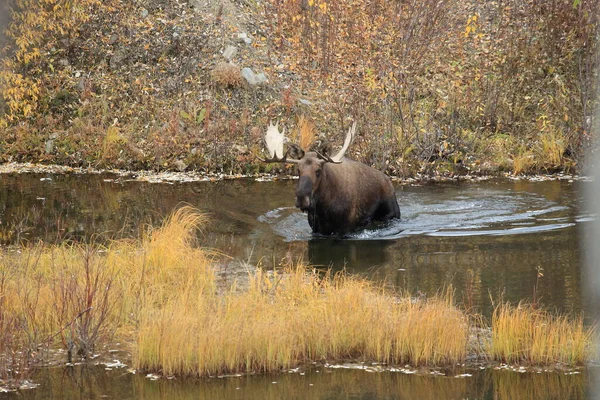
<box><xmin>41</xmin><ymin>307</ymin><xmax>93</xmax><ymax>345</ymax></box>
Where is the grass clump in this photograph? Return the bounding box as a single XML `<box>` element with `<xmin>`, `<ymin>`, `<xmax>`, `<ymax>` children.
<box><xmin>489</xmin><ymin>302</ymin><xmax>596</xmax><ymax>366</ymax></box>
<box><xmin>135</xmin><ymin>266</ymin><xmax>469</xmax><ymax>376</ymax></box>
<box><xmin>0</xmin><ymin>206</ymin><xmax>214</xmax><ymax>383</ymax></box>
<box><xmin>210</xmin><ymin>62</ymin><xmax>243</xmax><ymax>89</ymax></box>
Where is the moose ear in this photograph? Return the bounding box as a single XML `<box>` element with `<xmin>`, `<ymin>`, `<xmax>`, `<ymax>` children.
<box><xmin>287</xmin><ymin>143</ymin><xmax>305</xmax><ymax>160</ymax></box>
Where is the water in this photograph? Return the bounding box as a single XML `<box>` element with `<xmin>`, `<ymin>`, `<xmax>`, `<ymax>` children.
<box><xmin>0</xmin><ymin>174</ymin><xmax>591</xmax><ymax>315</ymax></box>
<box><xmin>0</xmin><ymin>364</ymin><xmax>594</xmax><ymax>400</ymax></box>
<box><xmin>0</xmin><ymin>172</ymin><xmax>597</xmax><ymax>398</ymax></box>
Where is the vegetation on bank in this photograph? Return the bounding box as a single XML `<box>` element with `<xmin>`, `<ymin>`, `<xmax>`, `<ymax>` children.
<box><xmin>0</xmin><ymin>207</ymin><xmax>596</xmax><ymax>387</ymax></box>
<box><xmin>0</xmin><ymin>0</ymin><xmax>598</xmax><ymax>176</ymax></box>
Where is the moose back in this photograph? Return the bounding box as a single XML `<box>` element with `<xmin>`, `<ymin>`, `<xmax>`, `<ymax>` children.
<box><xmin>261</xmin><ymin>122</ymin><xmax>400</xmax><ymax>235</ymax></box>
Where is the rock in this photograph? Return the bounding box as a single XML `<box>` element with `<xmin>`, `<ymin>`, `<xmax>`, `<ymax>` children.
<box><xmin>255</xmin><ymin>72</ymin><xmax>267</xmax><ymax>84</ymax></box>
<box><xmin>237</xmin><ymin>32</ymin><xmax>252</xmax><ymax>45</ymax></box>
<box><xmin>174</xmin><ymin>160</ymin><xmax>187</xmax><ymax>172</ymax></box>
<box><xmin>45</xmin><ymin>140</ymin><xmax>54</xmax><ymax>154</ymax></box>
<box><xmin>223</xmin><ymin>45</ymin><xmax>237</xmax><ymax>61</ymax></box>
<box><xmin>58</xmin><ymin>58</ymin><xmax>70</xmax><ymax>67</ymax></box>
<box><xmin>109</xmin><ymin>34</ymin><xmax>119</xmax><ymax>45</ymax></box>
<box><xmin>140</xmin><ymin>8</ymin><xmax>149</xmax><ymax>18</ymax></box>
<box><xmin>127</xmin><ymin>143</ymin><xmax>145</xmax><ymax>159</ymax></box>
<box><xmin>241</xmin><ymin>68</ymin><xmax>256</xmax><ymax>85</ymax></box>
<box><xmin>241</xmin><ymin>68</ymin><xmax>267</xmax><ymax>86</ymax></box>
<box><xmin>299</xmin><ymin>98</ymin><xmax>312</xmax><ymax>106</ymax></box>
<box><xmin>110</xmin><ymin>49</ymin><xmax>128</xmax><ymax>70</ymax></box>
<box><xmin>233</xmin><ymin>144</ymin><xmax>249</xmax><ymax>155</ymax></box>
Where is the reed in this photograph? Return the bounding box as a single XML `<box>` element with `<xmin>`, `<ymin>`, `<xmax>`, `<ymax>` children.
<box><xmin>0</xmin><ymin>206</ymin><xmax>214</xmax><ymax>378</ymax></box>
<box><xmin>134</xmin><ymin>265</ymin><xmax>469</xmax><ymax>376</ymax></box>
<box><xmin>488</xmin><ymin>302</ymin><xmax>596</xmax><ymax>365</ymax></box>
<box><xmin>0</xmin><ymin>207</ymin><xmax>597</xmax><ymax>383</ymax></box>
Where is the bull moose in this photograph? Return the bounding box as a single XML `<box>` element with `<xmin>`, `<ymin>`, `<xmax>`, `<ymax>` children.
<box><xmin>261</xmin><ymin>121</ymin><xmax>400</xmax><ymax>235</ymax></box>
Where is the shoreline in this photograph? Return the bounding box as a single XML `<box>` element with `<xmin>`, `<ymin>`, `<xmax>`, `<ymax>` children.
<box><xmin>0</xmin><ymin>161</ymin><xmax>591</xmax><ymax>184</ymax></box>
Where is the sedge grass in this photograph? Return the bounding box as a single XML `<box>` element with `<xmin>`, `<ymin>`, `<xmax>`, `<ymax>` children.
<box><xmin>489</xmin><ymin>302</ymin><xmax>596</xmax><ymax>366</ymax></box>
<box><xmin>0</xmin><ymin>206</ymin><xmax>597</xmax><ymax>381</ymax></box>
<box><xmin>134</xmin><ymin>265</ymin><xmax>470</xmax><ymax>376</ymax></box>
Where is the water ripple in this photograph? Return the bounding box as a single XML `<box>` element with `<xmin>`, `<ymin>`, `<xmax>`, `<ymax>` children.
<box><xmin>259</xmin><ymin>187</ymin><xmax>589</xmax><ymax>241</ymax></box>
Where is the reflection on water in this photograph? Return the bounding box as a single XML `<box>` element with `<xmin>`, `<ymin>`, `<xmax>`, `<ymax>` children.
<box><xmin>3</xmin><ymin>364</ymin><xmax>593</xmax><ymax>400</ymax></box>
<box><xmin>492</xmin><ymin>370</ymin><xmax>589</xmax><ymax>400</ymax></box>
<box><xmin>0</xmin><ymin>174</ymin><xmax>592</xmax><ymax>317</ymax></box>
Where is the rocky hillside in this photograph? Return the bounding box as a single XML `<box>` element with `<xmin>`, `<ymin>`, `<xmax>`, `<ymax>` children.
<box><xmin>0</xmin><ymin>0</ymin><xmax>598</xmax><ymax>177</ymax></box>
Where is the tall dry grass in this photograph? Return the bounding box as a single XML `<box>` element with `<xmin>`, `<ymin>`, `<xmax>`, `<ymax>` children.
<box><xmin>0</xmin><ymin>206</ymin><xmax>597</xmax><ymax>383</ymax></box>
<box><xmin>489</xmin><ymin>302</ymin><xmax>596</xmax><ymax>366</ymax></box>
<box><xmin>134</xmin><ymin>266</ymin><xmax>469</xmax><ymax>376</ymax></box>
<box><xmin>0</xmin><ymin>206</ymin><xmax>215</xmax><ymax>378</ymax></box>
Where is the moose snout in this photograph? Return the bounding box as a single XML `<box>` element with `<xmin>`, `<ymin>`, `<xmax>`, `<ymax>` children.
<box><xmin>295</xmin><ymin>176</ymin><xmax>313</xmax><ymax>211</ymax></box>
<box><xmin>295</xmin><ymin>195</ymin><xmax>311</xmax><ymax>211</ymax></box>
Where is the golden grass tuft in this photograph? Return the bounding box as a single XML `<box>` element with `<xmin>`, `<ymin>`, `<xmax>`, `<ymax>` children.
<box><xmin>511</xmin><ymin>149</ymin><xmax>536</xmax><ymax>176</ymax></box>
<box><xmin>488</xmin><ymin>302</ymin><xmax>596</xmax><ymax>366</ymax></box>
<box><xmin>134</xmin><ymin>266</ymin><xmax>469</xmax><ymax>376</ymax></box>
<box><xmin>290</xmin><ymin>115</ymin><xmax>317</xmax><ymax>151</ymax></box>
<box><xmin>537</xmin><ymin>129</ymin><xmax>567</xmax><ymax>168</ymax></box>
<box><xmin>210</xmin><ymin>62</ymin><xmax>242</xmax><ymax>88</ymax></box>
<box><xmin>0</xmin><ymin>206</ymin><xmax>214</xmax><ymax>369</ymax></box>
<box><xmin>108</xmin><ymin>206</ymin><xmax>216</xmax><ymax>328</ymax></box>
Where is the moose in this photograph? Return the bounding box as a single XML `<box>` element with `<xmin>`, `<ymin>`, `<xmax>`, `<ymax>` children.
<box><xmin>261</xmin><ymin>121</ymin><xmax>400</xmax><ymax>235</ymax></box>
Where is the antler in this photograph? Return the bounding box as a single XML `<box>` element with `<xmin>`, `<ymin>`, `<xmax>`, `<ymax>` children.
<box><xmin>259</xmin><ymin>121</ymin><xmax>299</xmax><ymax>164</ymax></box>
<box><xmin>316</xmin><ymin>122</ymin><xmax>357</xmax><ymax>163</ymax></box>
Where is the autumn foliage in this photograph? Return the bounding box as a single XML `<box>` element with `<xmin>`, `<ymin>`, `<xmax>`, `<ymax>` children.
<box><xmin>267</xmin><ymin>0</ymin><xmax>600</xmax><ymax>174</ymax></box>
<box><xmin>0</xmin><ymin>0</ymin><xmax>598</xmax><ymax>175</ymax></box>
<box><xmin>0</xmin><ymin>0</ymin><xmax>104</xmax><ymax>126</ymax></box>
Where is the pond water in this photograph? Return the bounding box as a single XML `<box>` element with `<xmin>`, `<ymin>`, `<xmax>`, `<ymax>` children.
<box><xmin>0</xmin><ymin>363</ymin><xmax>596</xmax><ymax>400</ymax></box>
<box><xmin>0</xmin><ymin>173</ymin><xmax>594</xmax><ymax>315</ymax></box>
<box><xmin>0</xmin><ymin>172</ymin><xmax>598</xmax><ymax>399</ymax></box>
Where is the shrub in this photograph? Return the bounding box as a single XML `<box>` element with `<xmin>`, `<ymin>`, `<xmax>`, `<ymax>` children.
<box><xmin>210</xmin><ymin>62</ymin><xmax>243</xmax><ymax>88</ymax></box>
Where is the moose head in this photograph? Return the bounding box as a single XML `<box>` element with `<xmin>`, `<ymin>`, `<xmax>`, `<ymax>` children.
<box><xmin>261</xmin><ymin>121</ymin><xmax>356</xmax><ymax>212</ymax></box>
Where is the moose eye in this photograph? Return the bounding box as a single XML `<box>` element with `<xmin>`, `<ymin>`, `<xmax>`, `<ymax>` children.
<box><xmin>315</xmin><ymin>169</ymin><xmax>322</xmax><ymax>177</ymax></box>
